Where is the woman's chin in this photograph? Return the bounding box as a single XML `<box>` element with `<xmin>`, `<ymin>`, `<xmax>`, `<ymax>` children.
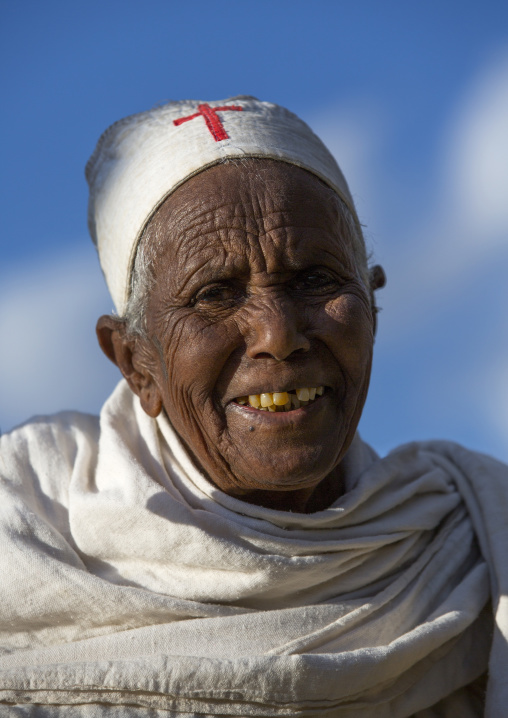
<box><xmin>221</xmin><ymin>447</ymin><xmax>338</xmax><ymax>496</ymax></box>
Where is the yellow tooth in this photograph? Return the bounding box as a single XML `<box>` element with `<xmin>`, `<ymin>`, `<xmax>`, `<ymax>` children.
<box><xmin>258</xmin><ymin>406</ymin><xmax>268</xmax><ymax>411</ymax></box>
<box><xmin>260</xmin><ymin>393</ymin><xmax>274</xmax><ymax>407</ymax></box>
<box><xmin>296</xmin><ymin>388</ymin><xmax>310</xmax><ymax>402</ymax></box>
<box><xmin>316</xmin><ymin>386</ymin><xmax>324</xmax><ymax>396</ymax></box>
<box><xmin>237</xmin><ymin>396</ymin><xmax>248</xmax><ymax>405</ymax></box>
<box><xmin>308</xmin><ymin>388</ymin><xmax>316</xmax><ymax>400</ymax></box>
<box><xmin>291</xmin><ymin>394</ymin><xmax>301</xmax><ymax>409</ymax></box>
<box><xmin>284</xmin><ymin>400</ymin><xmax>292</xmax><ymax>411</ymax></box>
<box><xmin>273</xmin><ymin>391</ymin><xmax>289</xmax><ymax>406</ymax></box>
<box><xmin>248</xmin><ymin>394</ymin><xmax>261</xmax><ymax>408</ymax></box>
<box><xmin>267</xmin><ymin>405</ymin><xmax>276</xmax><ymax>412</ymax></box>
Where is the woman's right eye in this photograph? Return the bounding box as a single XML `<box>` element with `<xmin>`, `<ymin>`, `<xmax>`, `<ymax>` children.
<box><xmin>193</xmin><ymin>283</ymin><xmax>243</xmax><ymax>307</ymax></box>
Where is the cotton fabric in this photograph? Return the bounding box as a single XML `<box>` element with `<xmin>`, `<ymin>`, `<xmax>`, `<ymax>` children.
<box><xmin>85</xmin><ymin>97</ymin><xmax>358</xmax><ymax>314</ymax></box>
<box><xmin>0</xmin><ymin>380</ymin><xmax>507</xmax><ymax>716</ymax></box>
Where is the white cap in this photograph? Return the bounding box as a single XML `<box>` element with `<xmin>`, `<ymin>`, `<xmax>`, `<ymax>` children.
<box><xmin>86</xmin><ymin>96</ymin><xmax>358</xmax><ymax>315</ymax></box>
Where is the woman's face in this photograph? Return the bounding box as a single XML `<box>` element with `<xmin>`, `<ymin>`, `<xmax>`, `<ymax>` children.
<box><xmin>135</xmin><ymin>161</ymin><xmax>375</xmax><ymax>509</ymax></box>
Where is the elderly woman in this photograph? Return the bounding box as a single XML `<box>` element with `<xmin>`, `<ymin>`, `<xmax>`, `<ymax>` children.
<box><xmin>0</xmin><ymin>97</ymin><xmax>506</xmax><ymax>717</ymax></box>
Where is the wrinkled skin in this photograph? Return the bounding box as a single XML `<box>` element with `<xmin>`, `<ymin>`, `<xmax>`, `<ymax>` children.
<box><xmin>97</xmin><ymin>161</ymin><xmax>385</xmax><ymax>513</ymax></box>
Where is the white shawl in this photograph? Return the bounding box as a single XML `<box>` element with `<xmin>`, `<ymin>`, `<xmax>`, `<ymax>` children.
<box><xmin>0</xmin><ymin>380</ymin><xmax>507</xmax><ymax>717</ymax></box>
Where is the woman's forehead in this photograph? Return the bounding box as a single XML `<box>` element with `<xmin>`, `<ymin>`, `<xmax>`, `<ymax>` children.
<box><xmin>152</xmin><ymin>160</ymin><xmax>349</xmax><ymax>256</ymax></box>
<box><xmin>144</xmin><ymin>163</ymin><xmax>359</xmax><ymax>298</ymax></box>
<box><xmin>170</xmin><ymin>159</ymin><xmax>337</xmax><ymax>207</ymax></box>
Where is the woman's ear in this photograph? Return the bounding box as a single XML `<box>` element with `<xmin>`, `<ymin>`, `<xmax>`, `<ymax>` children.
<box><xmin>368</xmin><ymin>265</ymin><xmax>386</xmax><ymax>337</ymax></box>
<box><xmin>369</xmin><ymin>264</ymin><xmax>386</xmax><ymax>292</ymax></box>
<box><xmin>96</xmin><ymin>315</ymin><xmax>163</xmax><ymax>418</ymax></box>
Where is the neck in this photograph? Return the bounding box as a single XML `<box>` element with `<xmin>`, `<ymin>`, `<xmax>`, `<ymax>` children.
<box><xmin>232</xmin><ymin>466</ymin><xmax>346</xmax><ymax>513</ymax></box>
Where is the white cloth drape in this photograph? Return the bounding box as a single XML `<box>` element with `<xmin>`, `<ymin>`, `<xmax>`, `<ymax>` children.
<box><xmin>0</xmin><ymin>380</ymin><xmax>506</xmax><ymax>716</ymax></box>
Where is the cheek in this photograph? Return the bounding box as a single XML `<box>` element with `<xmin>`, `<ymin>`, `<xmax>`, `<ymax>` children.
<box><xmin>158</xmin><ymin>314</ymin><xmax>239</xmax><ymax>427</ymax></box>
<box><xmin>322</xmin><ymin>294</ymin><xmax>374</xmax><ymax>377</ymax></box>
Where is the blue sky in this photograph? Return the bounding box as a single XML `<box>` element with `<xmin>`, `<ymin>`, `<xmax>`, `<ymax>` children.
<box><xmin>1</xmin><ymin>0</ymin><xmax>507</xmax><ymax>462</ymax></box>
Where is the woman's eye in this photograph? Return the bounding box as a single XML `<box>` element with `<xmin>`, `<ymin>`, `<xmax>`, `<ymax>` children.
<box><xmin>293</xmin><ymin>271</ymin><xmax>337</xmax><ymax>292</ymax></box>
<box><xmin>193</xmin><ymin>283</ymin><xmax>242</xmax><ymax>306</ymax></box>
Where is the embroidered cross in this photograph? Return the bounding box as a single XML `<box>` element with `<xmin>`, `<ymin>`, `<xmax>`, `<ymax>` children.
<box><xmin>173</xmin><ymin>103</ymin><xmax>243</xmax><ymax>142</ymax></box>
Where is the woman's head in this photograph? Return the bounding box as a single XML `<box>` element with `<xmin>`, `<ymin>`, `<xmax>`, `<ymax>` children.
<box><xmin>97</xmin><ymin>159</ymin><xmax>385</xmax><ymax>511</ymax></box>
<box><xmin>89</xmin><ymin>97</ymin><xmax>386</xmax><ymax>510</ymax></box>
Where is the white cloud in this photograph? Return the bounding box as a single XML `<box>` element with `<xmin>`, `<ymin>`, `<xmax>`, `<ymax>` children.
<box><xmin>306</xmin><ymin>99</ymin><xmax>389</xmax><ymax>230</ymax></box>
<box><xmin>0</xmin><ymin>245</ymin><xmax>120</xmax><ymax>433</ymax></box>
<box><xmin>444</xmin><ymin>49</ymin><xmax>508</xmax><ymax>242</ymax></box>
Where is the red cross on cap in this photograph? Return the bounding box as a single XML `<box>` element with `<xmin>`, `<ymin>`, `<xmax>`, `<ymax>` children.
<box><xmin>173</xmin><ymin>103</ymin><xmax>243</xmax><ymax>142</ymax></box>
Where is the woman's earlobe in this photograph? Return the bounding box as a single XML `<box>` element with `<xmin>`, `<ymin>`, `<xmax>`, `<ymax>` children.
<box><xmin>139</xmin><ymin>387</ymin><xmax>163</xmax><ymax>418</ymax></box>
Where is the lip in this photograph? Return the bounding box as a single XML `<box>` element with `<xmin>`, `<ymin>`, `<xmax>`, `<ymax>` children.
<box><xmin>225</xmin><ymin>391</ymin><xmax>329</xmax><ymax>424</ymax></box>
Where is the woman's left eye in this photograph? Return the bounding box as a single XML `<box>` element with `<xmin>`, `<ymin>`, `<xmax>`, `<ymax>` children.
<box><xmin>292</xmin><ymin>271</ymin><xmax>338</xmax><ymax>292</ymax></box>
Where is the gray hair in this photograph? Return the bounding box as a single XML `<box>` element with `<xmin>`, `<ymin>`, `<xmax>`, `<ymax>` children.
<box><xmin>122</xmin><ymin>216</ymin><xmax>165</xmax><ymax>337</ymax></box>
<box><xmin>122</xmin><ymin>164</ymin><xmax>369</xmax><ymax>338</ymax></box>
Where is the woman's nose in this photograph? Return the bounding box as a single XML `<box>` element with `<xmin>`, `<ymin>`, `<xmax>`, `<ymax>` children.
<box><xmin>244</xmin><ymin>297</ymin><xmax>310</xmax><ymax>361</ymax></box>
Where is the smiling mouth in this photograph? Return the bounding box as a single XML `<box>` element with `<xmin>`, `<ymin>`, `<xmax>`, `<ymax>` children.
<box><xmin>233</xmin><ymin>387</ymin><xmax>325</xmax><ymax>412</ymax></box>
